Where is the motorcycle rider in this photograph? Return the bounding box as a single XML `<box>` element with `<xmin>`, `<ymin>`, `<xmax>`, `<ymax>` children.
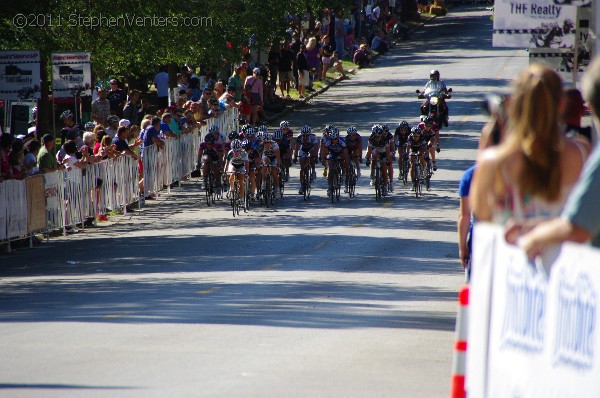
<box><xmin>419</xmin><ymin>69</ymin><xmax>450</xmax><ymax>127</ymax></box>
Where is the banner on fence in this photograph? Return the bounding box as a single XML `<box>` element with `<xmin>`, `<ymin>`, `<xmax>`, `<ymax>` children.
<box><xmin>51</xmin><ymin>52</ymin><xmax>92</xmax><ymax>98</ymax></box>
<box><xmin>468</xmin><ymin>223</ymin><xmax>600</xmax><ymax>397</ymax></box>
<box><xmin>26</xmin><ymin>175</ymin><xmax>46</xmax><ymax>233</ymax></box>
<box><xmin>0</xmin><ymin>50</ymin><xmax>41</xmax><ymax>101</ymax></box>
<box><xmin>493</xmin><ymin>0</ymin><xmax>577</xmax><ymax>48</ymax></box>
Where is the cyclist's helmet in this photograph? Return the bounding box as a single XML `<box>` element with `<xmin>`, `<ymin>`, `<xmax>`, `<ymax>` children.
<box><xmin>300</xmin><ymin>125</ymin><xmax>312</xmax><ymax>135</ymax></box>
<box><xmin>107</xmin><ymin>115</ymin><xmax>120</xmax><ymax>124</ymax></box>
<box><xmin>411</xmin><ymin>126</ymin><xmax>421</xmax><ymax>135</ymax></box>
<box><xmin>324</xmin><ymin>124</ymin><xmax>333</xmax><ymax>134</ymax></box>
<box><xmin>347</xmin><ymin>126</ymin><xmax>358</xmax><ymax>135</ymax></box>
<box><xmin>264</xmin><ymin>134</ymin><xmax>273</xmax><ymax>143</ymax></box>
<box><xmin>258</xmin><ymin>124</ymin><xmax>268</xmax><ymax>134</ymax></box>
<box><xmin>245</xmin><ymin>127</ymin><xmax>256</xmax><ymax>139</ymax></box>
<box><xmin>430</xmin><ymin>69</ymin><xmax>440</xmax><ymax>80</ymax></box>
<box><xmin>399</xmin><ymin>121</ymin><xmax>410</xmax><ymax>131</ymax></box>
<box><xmin>256</xmin><ymin>131</ymin><xmax>265</xmax><ymax>141</ymax></box>
<box><xmin>241</xmin><ymin>139</ymin><xmax>251</xmax><ymax>150</ymax></box>
<box><xmin>329</xmin><ymin>128</ymin><xmax>340</xmax><ymax>139</ymax></box>
<box><xmin>85</xmin><ymin>121</ymin><xmax>95</xmax><ymax>130</ymax></box>
<box><xmin>424</xmin><ymin>116</ymin><xmax>434</xmax><ymax>126</ymax></box>
<box><xmin>371</xmin><ymin>124</ymin><xmax>383</xmax><ymax>135</ymax></box>
<box><xmin>204</xmin><ymin>134</ymin><xmax>215</xmax><ymax>144</ymax></box>
<box><xmin>60</xmin><ymin>110</ymin><xmax>74</xmax><ymax>120</ymax></box>
<box><xmin>240</xmin><ymin>124</ymin><xmax>250</xmax><ymax>134</ymax></box>
<box><xmin>382</xmin><ymin>124</ymin><xmax>390</xmax><ymax>133</ymax></box>
<box><xmin>231</xmin><ymin>139</ymin><xmax>243</xmax><ymax>151</ymax></box>
<box><xmin>228</xmin><ymin>131</ymin><xmax>239</xmax><ymax>141</ymax></box>
<box><xmin>209</xmin><ymin>125</ymin><xmax>220</xmax><ymax>134</ymax></box>
<box><xmin>279</xmin><ymin>120</ymin><xmax>290</xmax><ymax>129</ymax></box>
<box><xmin>273</xmin><ymin>129</ymin><xmax>283</xmax><ymax>140</ymax></box>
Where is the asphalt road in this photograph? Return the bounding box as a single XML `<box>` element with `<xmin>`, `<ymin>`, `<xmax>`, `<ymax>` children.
<box><xmin>0</xmin><ymin>6</ymin><xmax>528</xmax><ymax>398</ymax></box>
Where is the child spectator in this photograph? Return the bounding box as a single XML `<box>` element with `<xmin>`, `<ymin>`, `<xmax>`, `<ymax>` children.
<box><xmin>23</xmin><ymin>140</ymin><xmax>41</xmax><ymax>175</ymax></box>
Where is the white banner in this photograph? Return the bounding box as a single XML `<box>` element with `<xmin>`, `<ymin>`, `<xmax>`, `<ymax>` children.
<box><xmin>0</xmin><ymin>50</ymin><xmax>41</xmax><ymax>101</ymax></box>
<box><xmin>469</xmin><ymin>224</ymin><xmax>600</xmax><ymax>397</ymax></box>
<box><xmin>493</xmin><ymin>0</ymin><xmax>577</xmax><ymax>48</ymax></box>
<box><xmin>51</xmin><ymin>52</ymin><xmax>92</xmax><ymax>98</ymax></box>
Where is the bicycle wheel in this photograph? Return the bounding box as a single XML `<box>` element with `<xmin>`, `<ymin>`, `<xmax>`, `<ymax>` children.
<box><xmin>375</xmin><ymin>165</ymin><xmax>381</xmax><ymax>201</ymax></box>
<box><xmin>265</xmin><ymin>173</ymin><xmax>273</xmax><ymax>208</ymax></box>
<box><xmin>335</xmin><ymin>164</ymin><xmax>341</xmax><ymax>202</ymax></box>
<box><xmin>348</xmin><ymin>163</ymin><xmax>356</xmax><ymax>198</ymax></box>
<box><xmin>413</xmin><ymin>164</ymin><xmax>421</xmax><ymax>198</ymax></box>
<box><xmin>232</xmin><ymin>180</ymin><xmax>238</xmax><ymax>217</ymax></box>
<box><xmin>205</xmin><ymin>171</ymin><xmax>211</xmax><ymax>206</ymax></box>
<box><xmin>244</xmin><ymin>178</ymin><xmax>250</xmax><ymax>212</ymax></box>
<box><xmin>279</xmin><ymin>171</ymin><xmax>285</xmax><ymax>199</ymax></box>
<box><xmin>303</xmin><ymin>165</ymin><xmax>311</xmax><ymax>201</ymax></box>
<box><xmin>403</xmin><ymin>157</ymin><xmax>409</xmax><ymax>186</ymax></box>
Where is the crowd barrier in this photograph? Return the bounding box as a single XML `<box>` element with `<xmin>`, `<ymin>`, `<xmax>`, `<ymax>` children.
<box><xmin>0</xmin><ymin>108</ymin><xmax>239</xmax><ymax>251</ymax></box>
<box><xmin>467</xmin><ymin>223</ymin><xmax>600</xmax><ymax>397</ymax></box>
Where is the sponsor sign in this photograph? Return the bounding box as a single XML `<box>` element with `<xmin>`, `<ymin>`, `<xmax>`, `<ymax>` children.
<box><xmin>493</xmin><ymin>0</ymin><xmax>577</xmax><ymax>48</ymax></box>
<box><xmin>0</xmin><ymin>50</ymin><xmax>41</xmax><ymax>101</ymax></box>
<box><xmin>51</xmin><ymin>52</ymin><xmax>92</xmax><ymax>98</ymax></box>
<box><xmin>468</xmin><ymin>224</ymin><xmax>600</xmax><ymax>397</ymax></box>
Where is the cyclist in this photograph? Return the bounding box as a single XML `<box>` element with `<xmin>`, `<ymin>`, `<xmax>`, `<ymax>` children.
<box><xmin>319</xmin><ymin>125</ymin><xmax>333</xmax><ymax>177</ymax></box>
<box><xmin>279</xmin><ymin>120</ymin><xmax>295</xmax><ymax>153</ymax></box>
<box><xmin>200</xmin><ymin>134</ymin><xmax>222</xmax><ymax>192</ymax></box>
<box><xmin>273</xmin><ymin>129</ymin><xmax>292</xmax><ymax>182</ymax></box>
<box><xmin>224</xmin><ymin>130</ymin><xmax>239</xmax><ymax>153</ymax></box>
<box><xmin>208</xmin><ymin>125</ymin><xmax>226</xmax><ymax>162</ymax></box>
<box><xmin>242</xmin><ymin>138</ymin><xmax>260</xmax><ymax>200</ymax></box>
<box><xmin>382</xmin><ymin>124</ymin><xmax>396</xmax><ymax>192</ymax></box>
<box><xmin>419</xmin><ymin>115</ymin><xmax>440</xmax><ymax>171</ymax></box>
<box><xmin>321</xmin><ymin>127</ymin><xmax>349</xmax><ymax>196</ymax></box>
<box><xmin>365</xmin><ymin>124</ymin><xmax>392</xmax><ymax>195</ymax></box>
<box><xmin>345</xmin><ymin>126</ymin><xmax>363</xmax><ymax>178</ymax></box>
<box><xmin>395</xmin><ymin>121</ymin><xmax>411</xmax><ymax>180</ymax></box>
<box><xmin>224</xmin><ymin>139</ymin><xmax>250</xmax><ymax>201</ymax></box>
<box><xmin>261</xmin><ymin>134</ymin><xmax>282</xmax><ymax>197</ymax></box>
<box><xmin>294</xmin><ymin>125</ymin><xmax>319</xmax><ymax>194</ymax></box>
<box><xmin>407</xmin><ymin>125</ymin><xmax>427</xmax><ymax>185</ymax></box>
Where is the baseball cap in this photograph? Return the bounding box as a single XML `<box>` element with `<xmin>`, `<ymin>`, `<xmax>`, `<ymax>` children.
<box><xmin>109</xmin><ymin>79</ymin><xmax>118</xmax><ymax>84</ymax></box>
<box><xmin>253</xmin><ymin>68</ymin><xmax>260</xmax><ymax>74</ymax></box>
<box><xmin>42</xmin><ymin>134</ymin><xmax>54</xmax><ymax>143</ymax></box>
<box><xmin>119</xmin><ymin>119</ymin><xmax>131</xmax><ymax>128</ymax></box>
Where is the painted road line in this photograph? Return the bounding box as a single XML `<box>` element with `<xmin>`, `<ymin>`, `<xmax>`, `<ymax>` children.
<box><xmin>195</xmin><ymin>287</ymin><xmax>221</xmax><ymax>295</ymax></box>
<box><xmin>102</xmin><ymin>312</ymin><xmax>132</xmax><ymax>319</ymax></box>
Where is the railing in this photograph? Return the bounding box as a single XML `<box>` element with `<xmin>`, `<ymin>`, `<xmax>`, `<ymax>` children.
<box><xmin>0</xmin><ymin>108</ymin><xmax>239</xmax><ymax>252</ymax></box>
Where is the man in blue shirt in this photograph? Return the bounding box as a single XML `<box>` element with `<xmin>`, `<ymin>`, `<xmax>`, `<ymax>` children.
<box><xmin>113</xmin><ymin>126</ymin><xmax>138</xmax><ymax>159</ymax></box>
<box><xmin>458</xmin><ymin>165</ymin><xmax>476</xmax><ymax>277</ymax></box>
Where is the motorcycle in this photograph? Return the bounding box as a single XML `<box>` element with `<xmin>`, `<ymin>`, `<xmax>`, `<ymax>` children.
<box><xmin>416</xmin><ymin>84</ymin><xmax>452</xmax><ymax>128</ymax></box>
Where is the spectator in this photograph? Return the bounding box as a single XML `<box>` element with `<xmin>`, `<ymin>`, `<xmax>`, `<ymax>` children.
<box><xmin>239</xmin><ymin>85</ymin><xmax>252</xmax><ymax>122</ymax></box>
<box><xmin>153</xmin><ymin>66</ymin><xmax>170</xmax><ymax>109</ymax></box>
<box><xmin>23</xmin><ymin>140</ymin><xmax>41</xmax><ymax>176</ymax></box>
<box><xmin>239</xmin><ymin>61</ymin><xmax>249</xmax><ymax>85</ymax></box>
<box><xmin>297</xmin><ymin>44</ymin><xmax>310</xmax><ymax>99</ymax></box>
<box><xmin>371</xmin><ymin>31</ymin><xmax>389</xmax><ymax>55</ymax></box>
<box><xmin>334</xmin><ymin>9</ymin><xmax>346</xmax><ymax>55</ymax></box>
<box><xmin>107</xmin><ymin>79</ymin><xmax>126</xmax><ymax>118</ymax></box>
<box><xmin>113</xmin><ymin>126</ymin><xmax>138</xmax><ymax>159</ymax></box>
<box><xmin>200</xmin><ymin>87</ymin><xmax>213</xmax><ymax>116</ymax></box>
<box><xmin>8</xmin><ymin>139</ymin><xmax>27</xmax><ymax>180</ymax></box>
<box><xmin>563</xmin><ymin>87</ymin><xmax>592</xmax><ymax>149</ymax></box>
<box><xmin>80</xmin><ymin>132</ymin><xmax>99</xmax><ymax>162</ymax></box>
<box><xmin>181</xmin><ymin>110</ymin><xmax>199</xmax><ymax>135</ymax></box>
<box><xmin>345</xmin><ymin>28</ymin><xmax>357</xmax><ymax>54</ymax></box>
<box><xmin>128</xmin><ymin>125</ymin><xmax>142</xmax><ymax>158</ymax></box>
<box><xmin>278</xmin><ymin>42</ymin><xmax>295</xmax><ymax>99</ymax></box>
<box><xmin>207</xmin><ymin>98</ymin><xmax>221</xmax><ymax>119</ymax></box>
<box><xmin>122</xmin><ymin>89</ymin><xmax>141</xmax><ymax>126</ymax></box>
<box><xmin>93</xmin><ymin>125</ymin><xmax>106</xmax><ymax>154</ymax></box>
<box><xmin>105</xmin><ymin>115</ymin><xmax>120</xmax><ymax>138</ymax></box>
<box><xmin>160</xmin><ymin>113</ymin><xmax>177</xmax><ymax>138</ymax></box>
<box><xmin>470</xmin><ymin>64</ymin><xmax>585</xmax><ymax>225</ymax></box>
<box><xmin>91</xmin><ymin>87</ymin><xmax>111</xmax><ymax>127</ymax></box>
<box><xmin>330</xmin><ymin>51</ymin><xmax>348</xmax><ymax>79</ymax></box>
<box><xmin>138</xmin><ymin>98</ymin><xmax>150</xmax><ymax>122</ymax></box>
<box><xmin>59</xmin><ymin>110</ymin><xmax>83</xmax><ymax>148</ymax></box>
<box><xmin>268</xmin><ymin>41</ymin><xmax>281</xmax><ymax>88</ymax></box>
<box><xmin>305</xmin><ymin>37</ymin><xmax>321</xmax><ymax>85</ymax></box>
<box><xmin>61</xmin><ymin>140</ymin><xmax>88</xmax><ymax>171</ymax></box>
<box><xmin>214</xmin><ymin>81</ymin><xmax>225</xmax><ymax>99</ymax></box>
<box><xmin>141</xmin><ymin>117</ymin><xmax>165</xmax><ymax>153</ymax></box>
<box><xmin>177</xmin><ymin>73</ymin><xmax>189</xmax><ymax>92</ymax></box>
<box><xmin>244</xmin><ymin>68</ymin><xmax>264</xmax><ymax>125</ymax></box>
<box><xmin>37</xmin><ymin>134</ymin><xmax>64</xmax><ymax>174</ymax></box>
<box><xmin>188</xmin><ymin>76</ymin><xmax>201</xmax><ymax>101</ymax></box>
<box><xmin>97</xmin><ymin>135</ymin><xmax>118</xmax><ymax>160</ymax></box>
<box><xmin>228</xmin><ymin>66</ymin><xmax>244</xmax><ymax>102</ymax></box>
<box><xmin>321</xmin><ymin>35</ymin><xmax>335</xmax><ymax>80</ymax></box>
<box><xmin>506</xmin><ymin>57</ymin><xmax>600</xmax><ymax>255</ymax></box>
<box><xmin>353</xmin><ymin>43</ymin><xmax>373</xmax><ymax>68</ymax></box>
<box><xmin>290</xmin><ymin>32</ymin><xmax>302</xmax><ymax>89</ymax></box>
<box><xmin>219</xmin><ymin>87</ymin><xmax>239</xmax><ymax>111</ymax></box>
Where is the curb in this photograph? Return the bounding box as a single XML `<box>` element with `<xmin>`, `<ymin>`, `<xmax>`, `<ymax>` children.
<box><xmin>266</xmin><ymin>14</ymin><xmax>437</xmax><ymax>125</ymax></box>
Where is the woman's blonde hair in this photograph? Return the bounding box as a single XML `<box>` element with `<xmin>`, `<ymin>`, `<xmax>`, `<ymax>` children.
<box><xmin>306</xmin><ymin>37</ymin><xmax>317</xmax><ymax>51</ymax></box>
<box><xmin>501</xmin><ymin>63</ymin><xmax>564</xmax><ymax>201</ymax></box>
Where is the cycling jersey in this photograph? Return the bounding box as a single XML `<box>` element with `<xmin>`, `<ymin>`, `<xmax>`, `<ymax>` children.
<box><xmin>262</xmin><ymin>142</ymin><xmax>280</xmax><ymax>158</ymax></box>
<box><xmin>324</xmin><ymin>137</ymin><xmax>347</xmax><ymax>160</ymax></box>
<box><xmin>368</xmin><ymin>134</ymin><xmax>390</xmax><ymax>154</ymax></box>
<box><xmin>276</xmin><ymin>138</ymin><xmax>291</xmax><ymax>156</ymax></box>
<box><xmin>395</xmin><ymin>127</ymin><xmax>409</xmax><ymax>148</ymax></box>
<box><xmin>407</xmin><ymin>133</ymin><xmax>427</xmax><ymax>152</ymax></box>
<box><xmin>226</xmin><ymin>150</ymin><xmax>248</xmax><ymax>166</ymax></box>
<box><xmin>345</xmin><ymin>133</ymin><xmax>362</xmax><ymax>150</ymax></box>
<box><xmin>296</xmin><ymin>134</ymin><xmax>318</xmax><ymax>153</ymax></box>
<box><xmin>282</xmin><ymin>128</ymin><xmax>294</xmax><ymax>141</ymax></box>
<box><xmin>200</xmin><ymin>142</ymin><xmax>220</xmax><ymax>161</ymax></box>
<box><xmin>418</xmin><ymin>122</ymin><xmax>439</xmax><ymax>139</ymax></box>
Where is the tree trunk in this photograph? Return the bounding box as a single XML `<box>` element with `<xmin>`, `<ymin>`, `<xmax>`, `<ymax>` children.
<box><xmin>37</xmin><ymin>51</ymin><xmax>51</xmax><ymax>139</ymax></box>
